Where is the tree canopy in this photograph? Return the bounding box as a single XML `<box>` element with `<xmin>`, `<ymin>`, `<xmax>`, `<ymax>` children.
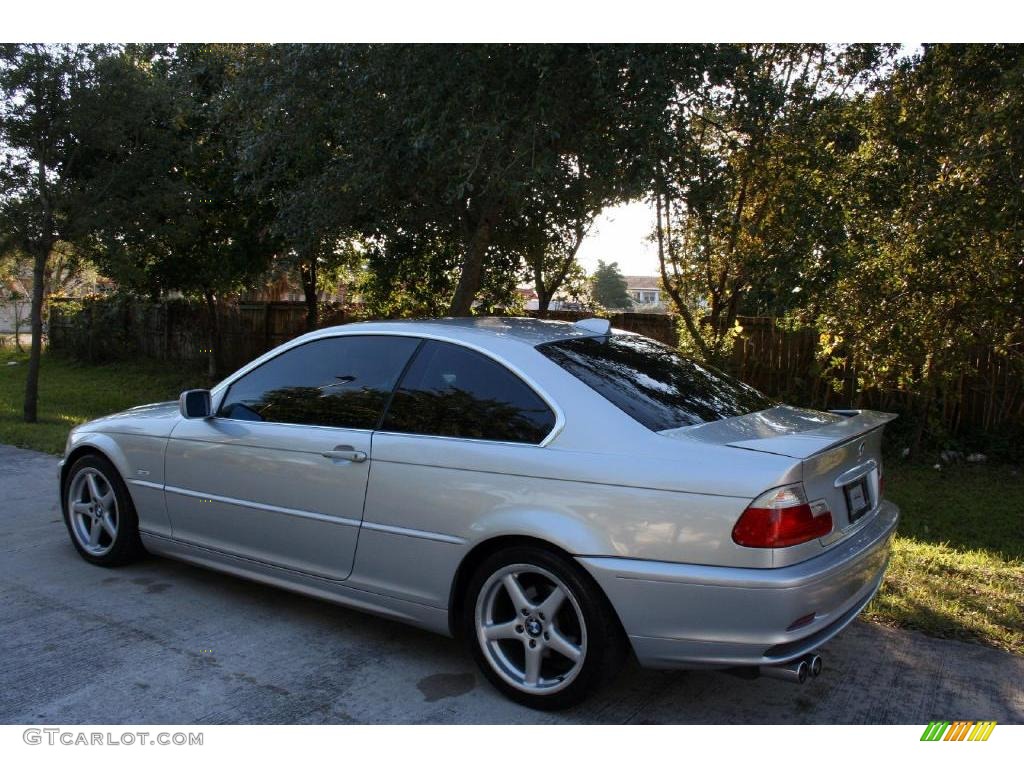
<box><xmin>0</xmin><ymin>43</ymin><xmax>105</xmax><ymax>419</ymax></box>
<box><xmin>1</xmin><ymin>43</ymin><xmax>1020</xmax><ymax>442</ymax></box>
<box><xmin>591</xmin><ymin>260</ymin><xmax>631</xmax><ymax>309</ymax></box>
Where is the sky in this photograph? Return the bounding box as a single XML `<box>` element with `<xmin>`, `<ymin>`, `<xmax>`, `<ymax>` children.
<box><xmin>576</xmin><ymin>200</ymin><xmax>660</xmax><ymax>277</ymax></box>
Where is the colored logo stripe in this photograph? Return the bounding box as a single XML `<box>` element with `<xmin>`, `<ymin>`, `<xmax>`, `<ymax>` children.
<box><xmin>944</xmin><ymin>721</ymin><xmax>972</xmax><ymax>741</ymax></box>
<box><xmin>969</xmin><ymin>721</ymin><xmax>997</xmax><ymax>741</ymax></box>
<box><xmin>921</xmin><ymin>721</ymin><xmax>996</xmax><ymax>741</ymax></box>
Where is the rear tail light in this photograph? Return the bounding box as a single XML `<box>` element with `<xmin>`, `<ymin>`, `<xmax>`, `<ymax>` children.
<box><xmin>732</xmin><ymin>483</ymin><xmax>834</xmax><ymax>548</ymax></box>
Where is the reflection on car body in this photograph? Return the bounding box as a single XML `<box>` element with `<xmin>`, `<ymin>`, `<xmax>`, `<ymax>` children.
<box><xmin>59</xmin><ymin>317</ymin><xmax>898</xmax><ymax>708</ymax></box>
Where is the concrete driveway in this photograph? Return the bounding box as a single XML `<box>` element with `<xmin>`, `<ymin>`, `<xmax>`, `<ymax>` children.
<box><xmin>1</xmin><ymin>443</ymin><xmax>1021</xmax><ymax>724</ymax></box>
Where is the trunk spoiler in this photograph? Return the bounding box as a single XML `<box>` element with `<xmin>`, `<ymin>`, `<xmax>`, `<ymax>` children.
<box><xmin>724</xmin><ymin>410</ymin><xmax>897</xmax><ymax>459</ymax></box>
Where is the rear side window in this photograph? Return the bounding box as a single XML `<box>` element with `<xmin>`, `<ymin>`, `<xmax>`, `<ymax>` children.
<box><xmin>381</xmin><ymin>341</ymin><xmax>555</xmax><ymax>444</ymax></box>
<box><xmin>218</xmin><ymin>335</ymin><xmax>421</xmax><ymax>429</ymax></box>
<box><xmin>538</xmin><ymin>334</ymin><xmax>774</xmax><ymax>431</ymax></box>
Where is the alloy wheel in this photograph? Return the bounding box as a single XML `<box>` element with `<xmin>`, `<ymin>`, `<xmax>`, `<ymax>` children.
<box><xmin>475</xmin><ymin>564</ymin><xmax>588</xmax><ymax>695</ymax></box>
<box><xmin>68</xmin><ymin>467</ymin><xmax>119</xmax><ymax>556</ymax></box>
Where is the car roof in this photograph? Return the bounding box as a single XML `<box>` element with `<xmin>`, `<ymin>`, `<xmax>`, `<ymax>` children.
<box><xmin>307</xmin><ymin>316</ymin><xmax>606</xmax><ymax>348</ymax></box>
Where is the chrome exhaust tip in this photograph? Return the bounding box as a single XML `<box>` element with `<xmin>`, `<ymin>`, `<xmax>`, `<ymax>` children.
<box><xmin>760</xmin><ymin>658</ymin><xmax>809</xmax><ymax>684</ymax></box>
<box><xmin>805</xmin><ymin>653</ymin><xmax>823</xmax><ymax>677</ymax></box>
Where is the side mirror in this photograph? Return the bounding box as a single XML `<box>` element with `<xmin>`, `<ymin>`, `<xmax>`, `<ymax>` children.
<box><xmin>179</xmin><ymin>389</ymin><xmax>212</xmax><ymax>419</ymax></box>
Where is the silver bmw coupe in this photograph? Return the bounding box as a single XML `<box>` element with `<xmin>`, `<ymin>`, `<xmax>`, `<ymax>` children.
<box><xmin>59</xmin><ymin>316</ymin><xmax>898</xmax><ymax>708</ymax></box>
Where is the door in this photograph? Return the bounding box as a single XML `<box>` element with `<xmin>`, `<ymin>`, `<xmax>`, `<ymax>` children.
<box><xmin>164</xmin><ymin>334</ymin><xmax>421</xmax><ymax>580</ymax></box>
<box><xmin>354</xmin><ymin>340</ymin><xmax>558</xmax><ymax>603</ymax></box>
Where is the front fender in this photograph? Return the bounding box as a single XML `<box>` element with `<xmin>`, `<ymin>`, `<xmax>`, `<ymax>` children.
<box><xmin>64</xmin><ymin>430</ymin><xmax>172</xmax><ymax>538</ymax></box>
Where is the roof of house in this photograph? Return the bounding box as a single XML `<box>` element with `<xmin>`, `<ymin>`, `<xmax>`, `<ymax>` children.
<box><xmin>623</xmin><ymin>276</ymin><xmax>662</xmax><ymax>291</ymax></box>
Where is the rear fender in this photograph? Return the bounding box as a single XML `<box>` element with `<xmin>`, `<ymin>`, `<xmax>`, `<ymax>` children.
<box><xmin>468</xmin><ymin>506</ymin><xmax>611</xmax><ymax>556</ymax></box>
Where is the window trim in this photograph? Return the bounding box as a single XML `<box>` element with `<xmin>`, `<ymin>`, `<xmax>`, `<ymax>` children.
<box><xmin>209</xmin><ymin>330</ymin><xmax>565</xmax><ymax>446</ymax></box>
<box><xmin>376</xmin><ymin>337</ymin><xmax>559</xmax><ymax>447</ymax></box>
<box><xmin>213</xmin><ymin>333</ymin><xmax>423</xmax><ymax>432</ymax></box>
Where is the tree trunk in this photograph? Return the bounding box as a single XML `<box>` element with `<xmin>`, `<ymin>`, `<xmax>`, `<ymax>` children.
<box><xmin>24</xmin><ymin>138</ymin><xmax>54</xmax><ymax>423</ymax></box>
<box><xmin>708</xmin><ymin>172</ymin><xmax>751</xmax><ymax>349</ymax></box>
<box><xmin>203</xmin><ymin>291</ymin><xmax>222</xmax><ymax>380</ymax></box>
<box><xmin>449</xmin><ymin>212</ymin><xmax>497</xmax><ymax>316</ymax></box>
<box><xmin>535</xmin><ymin>222</ymin><xmax>588</xmax><ymax>317</ymax></box>
<box><xmin>911</xmin><ymin>390</ymin><xmax>931</xmax><ymax>458</ymax></box>
<box><xmin>22</xmin><ymin>243</ymin><xmax>49</xmax><ymax>423</ymax></box>
<box><xmin>539</xmin><ymin>257</ymin><xmax>575</xmax><ymax>315</ymax></box>
<box><xmin>299</xmin><ymin>260</ymin><xmax>319</xmax><ymax>332</ymax></box>
<box><xmin>723</xmin><ymin>287</ymin><xmax>742</xmax><ymax>335</ymax></box>
<box><xmin>656</xmin><ymin>193</ymin><xmax>710</xmax><ymax>360</ymax></box>
<box><xmin>910</xmin><ymin>364</ymin><xmax>936</xmax><ymax>457</ymax></box>
<box><xmin>532</xmin><ymin>250</ymin><xmax>551</xmax><ymax>317</ymax></box>
<box><xmin>536</xmin><ymin>289</ymin><xmax>553</xmax><ymax>316</ymax></box>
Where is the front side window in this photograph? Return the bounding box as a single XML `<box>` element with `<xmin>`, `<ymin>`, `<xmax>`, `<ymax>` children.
<box><xmin>218</xmin><ymin>335</ymin><xmax>421</xmax><ymax>429</ymax></box>
<box><xmin>381</xmin><ymin>341</ymin><xmax>555</xmax><ymax>444</ymax></box>
<box><xmin>538</xmin><ymin>333</ymin><xmax>774</xmax><ymax>432</ymax></box>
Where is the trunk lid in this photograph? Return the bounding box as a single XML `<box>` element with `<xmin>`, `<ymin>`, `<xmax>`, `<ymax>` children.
<box><xmin>662</xmin><ymin>405</ymin><xmax>896</xmax><ymax>536</ymax></box>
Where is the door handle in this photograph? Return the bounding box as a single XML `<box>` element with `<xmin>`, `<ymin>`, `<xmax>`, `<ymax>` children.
<box><xmin>321</xmin><ymin>445</ymin><xmax>367</xmax><ymax>463</ymax></box>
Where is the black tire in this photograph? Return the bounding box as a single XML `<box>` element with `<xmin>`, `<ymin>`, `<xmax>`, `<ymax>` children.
<box><xmin>62</xmin><ymin>453</ymin><xmax>146</xmax><ymax>567</ymax></box>
<box><xmin>463</xmin><ymin>544</ymin><xmax>626</xmax><ymax>710</ymax></box>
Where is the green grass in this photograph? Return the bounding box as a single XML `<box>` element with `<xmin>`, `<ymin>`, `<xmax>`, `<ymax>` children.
<box><xmin>865</xmin><ymin>462</ymin><xmax>1024</xmax><ymax>655</ymax></box>
<box><xmin>1</xmin><ymin>347</ymin><xmax>1022</xmax><ymax>655</ymax></box>
<box><xmin>0</xmin><ymin>347</ymin><xmax>210</xmax><ymax>455</ymax></box>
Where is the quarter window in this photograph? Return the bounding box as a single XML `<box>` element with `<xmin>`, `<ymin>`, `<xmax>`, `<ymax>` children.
<box><xmin>538</xmin><ymin>334</ymin><xmax>774</xmax><ymax>431</ymax></box>
<box><xmin>381</xmin><ymin>341</ymin><xmax>555</xmax><ymax>444</ymax></box>
<box><xmin>218</xmin><ymin>335</ymin><xmax>421</xmax><ymax>429</ymax></box>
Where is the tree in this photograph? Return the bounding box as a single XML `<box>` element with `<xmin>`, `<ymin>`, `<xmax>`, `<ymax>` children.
<box><xmin>591</xmin><ymin>260</ymin><xmax>631</xmax><ymax>309</ymax></box>
<box><xmin>357</xmin><ymin>225</ymin><xmax>524</xmax><ymax>318</ymax></box>
<box><xmin>0</xmin><ymin>44</ymin><xmax>102</xmax><ymax>421</ymax></box>
<box><xmin>233</xmin><ymin>45</ymin><xmax>362</xmax><ymax>330</ymax></box>
<box><xmin>502</xmin><ymin>157</ymin><xmax>607</xmax><ymax>315</ymax></box>
<box><xmin>223</xmin><ymin>44</ymin><xmax>710</xmax><ymax>318</ymax></box>
<box><xmin>651</xmin><ymin>44</ymin><xmax>894</xmax><ymax>362</ymax></box>
<box><xmin>324</xmin><ymin>44</ymin><xmax>707</xmax><ymax>315</ymax></box>
<box><xmin>814</xmin><ymin>44</ymin><xmax>1024</xmax><ymax>448</ymax></box>
<box><xmin>45</xmin><ymin>241</ymin><xmax>99</xmax><ymax>297</ymax></box>
<box><xmin>524</xmin><ymin>212</ymin><xmax>592</xmax><ymax>315</ymax></box>
<box><xmin>72</xmin><ymin>44</ymin><xmax>280</xmax><ymax>376</ymax></box>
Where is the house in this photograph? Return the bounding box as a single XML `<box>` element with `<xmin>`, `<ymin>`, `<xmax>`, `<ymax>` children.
<box><xmin>1</xmin><ymin>257</ymin><xmax>110</xmax><ymax>336</ymax></box>
<box><xmin>624</xmin><ymin>276</ymin><xmax>664</xmax><ymax>310</ymax></box>
<box><xmin>0</xmin><ymin>275</ymin><xmax>31</xmax><ymax>336</ymax></box>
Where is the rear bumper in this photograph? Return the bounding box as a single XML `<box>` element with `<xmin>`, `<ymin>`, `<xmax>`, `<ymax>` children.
<box><xmin>577</xmin><ymin>499</ymin><xmax>899</xmax><ymax>669</ymax></box>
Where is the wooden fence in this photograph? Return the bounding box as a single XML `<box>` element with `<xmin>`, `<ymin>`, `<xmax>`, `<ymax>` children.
<box><xmin>49</xmin><ymin>299</ymin><xmax>350</xmax><ymax>372</ymax></box>
<box><xmin>48</xmin><ymin>298</ymin><xmax>1023</xmax><ymax>440</ymax></box>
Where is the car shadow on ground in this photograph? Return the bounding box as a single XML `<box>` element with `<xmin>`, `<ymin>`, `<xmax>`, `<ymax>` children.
<box><xmin>3</xmin><ymin>537</ymin><xmax>1021</xmax><ymax>725</ymax></box>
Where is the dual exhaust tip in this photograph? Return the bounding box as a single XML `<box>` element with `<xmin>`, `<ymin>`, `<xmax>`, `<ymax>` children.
<box><xmin>760</xmin><ymin>653</ymin><xmax>823</xmax><ymax>684</ymax></box>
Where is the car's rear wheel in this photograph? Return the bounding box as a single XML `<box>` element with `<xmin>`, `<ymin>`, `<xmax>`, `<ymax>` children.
<box><xmin>63</xmin><ymin>454</ymin><xmax>145</xmax><ymax>566</ymax></box>
<box><xmin>464</xmin><ymin>545</ymin><xmax>625</xmax><ymax>709</ymax></box>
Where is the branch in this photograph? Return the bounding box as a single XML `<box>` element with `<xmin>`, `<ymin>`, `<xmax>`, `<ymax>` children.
<box><xmin>656</xmin><ymin>191</ymin><xmax>709</xmax><ymax>360</ymax></box>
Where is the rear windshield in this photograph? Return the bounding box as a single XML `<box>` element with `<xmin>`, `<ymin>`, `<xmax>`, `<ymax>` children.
<box><xmin>537</xmin><ymin>334</ymin><xmax>774</xmax><ymax>431</ymax></box>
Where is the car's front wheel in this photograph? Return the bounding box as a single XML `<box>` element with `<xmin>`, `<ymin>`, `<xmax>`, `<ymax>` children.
<box><xmin>464</xmin><ymin>545</ymin><xmax>626</xmax><ymax>709</ymax></box>
<box><xmin>62</xmin><ymin>453</ymin><xmax>145</xmax><ymax>566</ymax></box>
